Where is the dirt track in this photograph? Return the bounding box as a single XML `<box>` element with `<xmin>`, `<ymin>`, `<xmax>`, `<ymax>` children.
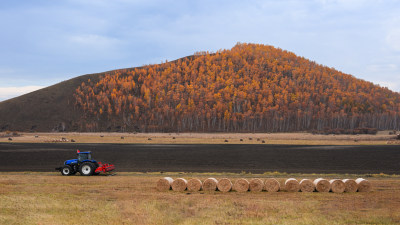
<box><xmin>0</xmin><ymin>143</ymin><xmax>399</xmax><ymax>174</ymax></box>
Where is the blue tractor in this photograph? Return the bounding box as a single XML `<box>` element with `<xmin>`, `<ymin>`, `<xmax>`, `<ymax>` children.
<box><xmin>55</xmin><ymin>150</ymin><xmax>115</xmax><ymax>176</ymax></box>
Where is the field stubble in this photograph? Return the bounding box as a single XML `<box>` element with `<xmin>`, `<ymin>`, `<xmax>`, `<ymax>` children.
<box><xmin>1</xmin><ymin>132</ymin><xmax>398</xmax><ymax>145</ymax></box>
<box><xmin>0</xmin><ymin>173</ymin><xmax>399</xmax><ymax>225</ymax></box>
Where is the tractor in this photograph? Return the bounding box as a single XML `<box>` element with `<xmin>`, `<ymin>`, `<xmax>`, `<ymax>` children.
<box><xmin>55</xmin><ymin>150</ymin><xmax>115</xmax><ymax>176</ymax></box>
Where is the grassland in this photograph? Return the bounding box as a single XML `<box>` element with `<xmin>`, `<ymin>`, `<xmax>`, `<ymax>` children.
<box><xmin>1</xmin><ymin>131</ymin><xmax>399</xmax><ymax>145</ymax></box>
<box><xmin>0</xmin><ymin>172</ymin><xmax>399</xmax><ymax>225</ymax></box>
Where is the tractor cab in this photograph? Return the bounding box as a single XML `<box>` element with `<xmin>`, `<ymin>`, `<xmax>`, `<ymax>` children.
<box><xmin>77</xmin><ymin>151</ymin><xmax>92</xmax><ymax>162</ymax></box>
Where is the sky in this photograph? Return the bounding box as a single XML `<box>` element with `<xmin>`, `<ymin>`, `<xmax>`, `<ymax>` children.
<box><xmin>0</xmin><ymin>0</ymin><xmax>399</xmax><ymax>101</ymax></box>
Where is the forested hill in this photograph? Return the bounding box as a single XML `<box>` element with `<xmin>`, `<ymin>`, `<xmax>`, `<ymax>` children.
<box><xmin>74</xmin><ymin>43</ymin><xmax>400</xmax><ymax>132</ymax></box>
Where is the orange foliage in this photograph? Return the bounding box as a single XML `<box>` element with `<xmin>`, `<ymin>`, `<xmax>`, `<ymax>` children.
<box><xmin>74</xmin><ymin>43</ymin><xmax>400</xmax><ymax>132</ymax></box>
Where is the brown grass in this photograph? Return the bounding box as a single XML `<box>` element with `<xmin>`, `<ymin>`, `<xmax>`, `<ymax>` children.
<box><xmin>0</xmin><ymin>173</ymin><xmax>399</xmax><ymax>224</ymax></box>
<box><xmin>1</xmin><ymin>131</ymin><xmax>397</xmax><ymax>145</ymax></box>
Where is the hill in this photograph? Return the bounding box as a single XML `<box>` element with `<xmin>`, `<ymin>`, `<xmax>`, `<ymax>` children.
<box><xmin>1</xmin><ymin>43</ymin><xmax>399</xmax><ymax>132</ymax></box>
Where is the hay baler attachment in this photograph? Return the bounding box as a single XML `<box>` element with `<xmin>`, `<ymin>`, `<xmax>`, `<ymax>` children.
<box><xmin>95</xmin><ymin>162</ymin><xmax>115</xmax><ymax>173</ymax></box>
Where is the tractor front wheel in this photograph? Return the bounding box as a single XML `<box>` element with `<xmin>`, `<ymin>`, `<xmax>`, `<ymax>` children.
<box><xmin>61</xmin><ymin>165</ymin><xmax>73</xmax><ymax>176</ymax></box>
<box><xmin>79</xmin><ymin>162</ymin><xmax>94</xmax><ymax>176</ymax></box>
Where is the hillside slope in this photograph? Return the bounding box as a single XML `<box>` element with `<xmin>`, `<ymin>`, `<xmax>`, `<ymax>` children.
<box><xmin>0</xmin><ymin>72</ymin><xmax>103</xmax><ymax>131</ymax></box>
<box><xmin>1</xmin><ymin>43</ymin><xmax>400</xmax><ymax>132</ymax></box>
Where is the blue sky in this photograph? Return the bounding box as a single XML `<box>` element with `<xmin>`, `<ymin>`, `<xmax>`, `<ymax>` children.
<box><xmin>0</xmin><ymin>0</ymin><xmax>399</xmax><ymax>101</ymax></box>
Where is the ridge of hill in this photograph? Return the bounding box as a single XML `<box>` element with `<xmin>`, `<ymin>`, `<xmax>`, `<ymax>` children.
<box><xmin>1</xmin><ymin>43</ymin><xmax>399</xmax><ymax>132</ymax></box>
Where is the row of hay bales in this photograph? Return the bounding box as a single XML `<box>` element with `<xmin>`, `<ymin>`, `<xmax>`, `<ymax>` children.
<box><xmin>156</xmin><ymin>177</ymin><xmax>371</xmax><ymax>193</ymax></box>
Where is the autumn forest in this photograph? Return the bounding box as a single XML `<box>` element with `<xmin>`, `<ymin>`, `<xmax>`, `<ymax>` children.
<box><xmin>74</xmin><ymin>43</ymin><xmax>400</xmax><ymax>132</ymax></box>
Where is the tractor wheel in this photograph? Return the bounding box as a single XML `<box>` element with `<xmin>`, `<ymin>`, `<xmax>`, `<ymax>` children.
<box><xmin>61</xmin><ymin>165</ymin><xmax>73</xmax><ymax>176</ymax></box>
<box><xmin>79</xmin><ymin>162</ymin><xmax>94</xmax><ymax>176</ymax></box>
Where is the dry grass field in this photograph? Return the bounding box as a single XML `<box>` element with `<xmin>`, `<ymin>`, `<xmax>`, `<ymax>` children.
<box><xmin>1</xmin><ymin>132</ymin><xmax>399</xmax><ymax>145</ymax></box>
<box><xmin>0</xmin><ymin>172</ymin><xmax>399</xmax><ymax>225</ymax></box>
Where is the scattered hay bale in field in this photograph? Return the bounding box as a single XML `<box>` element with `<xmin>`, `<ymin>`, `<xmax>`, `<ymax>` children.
<box><xmin>264</xmin><ymin>178</ymin><xmax>280</xmax><ymax>192</ymax></box>
<box><xmin>172</xmin><ymin>178</ymin><xmax>187</xmax><ymax>191</ymax></box>
<box><xmin>285</xmin><ymin>178</ymin><xmax>300</xmax><ymax>192</ymax></box>
<box><xmin>233</xmin><ymin>178</ymin><xmax>249</xmax><ymax>192</ymax></box>
<box><xmin>299</xmin><ymin>179</ymin><xmax>315</xmax><ymax>192</ymax></box>
<box><xmin>240</xmin><ymin>139</ymin><xmax>243</xmax><ymax>141</ymax></box>
<box><xmin>397</xmin><ymin>134</ymin><xmax>400</xmax><ymax>140</ymax></box>
<box><xmin>330</xmin><ymin>179</ymin><xmax>345</xmax><ymax>193</ymax></box>
<box><xmin>172</xmin><ymin>137</ymin><xmax>176</xmax><ymax>139</ymax></box>
<box><xmin>35</xmin><ymin>135</ymin><xmax>39</xmax><ymax>138</ymax></box>
<box><xmin>203</xmin><ymin>178</ymin><xmax>218</xmax><ymax>191</ymax></box>
<box><xmin>257</xmin><ymin>138</ymin><xmax>261</xmax><ymax>141</ymax></box>
<box><xmin>342</xmin><ymin>179</ymin><xmax>358</xmax><ymax>193</ymax></box>
<box><xmin>314</xmin><ymin>178</ymin><xmax>330</xmax><ymax>192</ymax></box>
<box><xmin>354</xmin><ymin>139</ymin><xmax>358</xmax><ymax>142</ymax></box>
<box><xmin>356</xmin><ymin>178</ymin><xmax>372</xmax><ymax>192</ymax></box>
<box><xmin>217</xmin><ymin>178</ymin><xmax>232</xmax><ymax>192</ymax></box>
<box><xmin>148</xmin><ymin>138</ymin><xmax>152</xmax><ymax>140</ymax></box>
<box><xmin>187</xmin><ymin>178</ymin><xmax>202</xmax><ymax>191</ymax></box>
<box><xmin>156</xmin><ymin>177</ymin><xmax>174</xmax><ymax>191</ymax></box>
<box><xmin>121</xmin><ymin>136</ymin><xmax>124</xmax><ymax>139</ymax></box>
<box><xmin>8</xmin><ymin>138</ymin><xmax>12</xmax><ymax>141</ymax></box>
<box><xmin>249</xmin><ymin>178</ymin><xmax>264</xmax><ymax>192</ymax></box>
<box><xmin>224</xmin><ymin>139</ymin><xmax>228</xmax><ymax>142</ymax></box>
<box><xmin>71</xmin><ymin>139</ymin><xmax>76</xmax><ymax>142</ymax></box>
<box><xmin>261</xmin><ymin>140</ymin><xmax>266</xmax><ymax>143</ymax></box>
<box><xmin>249</xmin><ymin>138</ymin><xmax>253</xmax><ymax>140</ymax></box>
<box><xmin>100</xmin><ymin>135</ymin><xmax>104</xmax><ymax>137</ymax></box>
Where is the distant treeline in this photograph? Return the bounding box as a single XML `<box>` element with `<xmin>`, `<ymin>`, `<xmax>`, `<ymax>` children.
<box><xmin>74</xmin><ymin>43</ymin><xmax>400</xmax><ymax>132</ymax></box>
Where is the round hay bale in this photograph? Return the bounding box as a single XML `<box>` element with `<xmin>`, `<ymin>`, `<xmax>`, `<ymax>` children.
<box><xmin>156</xmin><ymin>177</ymin><xmax>174</xmax><ymax>191</ymax></box>
<box><xmin>233</xmin><ymin>178</ymin><xmax>249</xmax><ymax>192</ymax></box>
<box><xmin>313</xmin><ymin>178</ymin><xmax>330</xmax><ymax>192</ymax></box>
<box><xmin>217</xmin><ymin>178</ymin><xmax>232</xmax><ymax>192</ymax></box>
<box><xmin>264</xmin><ymin>178</ymin><xmax>280</xmax><ymax>192</ymax></box>
<box><xmin>285</xmin><ymin>178</ymin><xmax>300</xmax><ymax>192</ymax></box>
<box><xmin>330</xmin><ymin>179</ymin><xmax>345</xmax><ymax>193</ymax></box>
<box><xmin>171</xmin><ymin>178</ymin><xmax>187</xmax><ymax>191</ymax></box>
<box><xmin>249</xmin><ymin>178</ymin><xmax>264</xmax><ymax>192</ymax></box>
<box><xmin>203</xmin><ymin>178</ymin><xmax>218</xmax><ymax>191</ymax></box>
<box><xmin>342</xmin><ymin>179</ymin><xmax>358</xmax><ymax>193</ymax></box>
<box><xmin>187</xmin><ymin>178</ymin><xmax>202</xmax><ymax>191</ymax></box>
<box><xmin>299</xmin><ymin>179</ymin><xmax>315</xmax><ymax>192</ymax></box>
<box><xmin>356</xmin><ymin>178</ymin><xmax>372</xmax><ymax>192</ymax></box>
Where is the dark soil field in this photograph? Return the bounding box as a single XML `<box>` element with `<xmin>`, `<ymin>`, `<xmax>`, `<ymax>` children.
<box><xmin>0</xmin><ymin>143</ymin><xmax>399</xmax><ymax>174</ymax></box>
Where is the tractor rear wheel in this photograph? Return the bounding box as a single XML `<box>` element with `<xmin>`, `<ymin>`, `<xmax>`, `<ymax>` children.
<box><xmin>79</xmin><ymin>162</ymin><xmax>94</xmax><ymax>176</ymax></box>
<box><xmin>61</xmin><ymin>165</ymin><xmax>73</xmax><ymax>176</ymax></box>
